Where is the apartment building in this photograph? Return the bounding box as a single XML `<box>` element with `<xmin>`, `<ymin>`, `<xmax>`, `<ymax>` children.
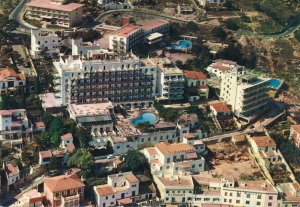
<box><xmin>0</xmin><ymin>109</ymin><xmax>32</xmax><ymax>148</ymax></box>
<box><xmin>193</xmin><ymin>175</ymin><xmax>278</xmax><ymax>207</ymax></box>
<box><xmin>109</xmin><ymin>19</ymin><xmax>169</xmax><ymax>52</ymax></box>
<box><xmin>183</xmin><ymin>70</ymin><xmax>209</xmax><ymax>101</ymax></box>
<box><xmin>0</xmin><ymin>69</ymin><xmax>26</xmax><ymax>93</ymax></box>
<box><xmin>146</xmin><ymin>58</ymin><xmax>184</xmax><ymax>101</ymax></box>
<box><xmin>290</xmin><ymin>125</ymin><xmax>300</xmax><ymax>148</ymax></box>
<box><xmin>71</xmin><ymin>38</ymin><xmax>101</xmax><ymax>57</ymax></box>
<box><xmin>94</xmin><ymin>172</ymin><xmax>155</xmax><ymax>207</ymax></box>
<box><xmin>206</xmin><ymin>60</ymin><xmax>243</xmax><ymax>79</ymax></box>
<box><xmin>44</xmin><ymin>169</ymin><xmax>84</xmax><ymax>207</ymax></box>
<box><xmin>143</xmin><ymin>142</ymin><xmax>205</xmax><ymax>177</ymax></box>
<box><xmin>26</xmin><ymin>0</ymin><xmax>84</xmax><ymax>28</ymax></box>
<box><xmin>30</xmin><ymin>29</ymin><xmax>62</xmax><ymax>59</ymax></box>
<box><xmin>220</xmin><ymin>67</ymin><xmax>270</xmax><ymax>121</ymax></box>
<box><xmin>53</xmin><ymin>51</ymin><xmax>157</xmax><ymax>108</ymax></box>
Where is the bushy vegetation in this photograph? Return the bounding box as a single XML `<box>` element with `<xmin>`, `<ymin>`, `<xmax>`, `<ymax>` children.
<box><xmin>120</xmin><ymin>150</ymin><xmax>149</xmax><ymax>174</ymax></box>
<box><xmin>154</xmin><ymin>101</ymin><xmax>181</xmax><ymax>121</ymax></box>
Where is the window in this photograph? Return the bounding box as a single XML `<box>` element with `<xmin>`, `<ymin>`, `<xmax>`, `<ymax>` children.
<box><xmin>167</xmin><ymin>158</ymin><xmax>170</xmax><ymax>163</ymax></box>
<box><xmin>257</xmin><ymin>194</ymin><xmax>261</xmax><ymax>199</ymax></box>
<box><xmin>246</xmin><ymin>194</ymin><xmax>250</xmax><ymax>198</ymax></box>
<box><xmin>236</xmin><ymin>200</ymin><xmax>240</xmax><ymax>204</ymax></box>
<box><xmin>224</xmin><ymin>199</ymin><xmax>227</xmax><ymax>202</ymax></box>
<box><xmin>257</xmin><ymin>202</ymin><xmax>261</xmax><ymax>205</ymax></box>
<box><xmin>225</xmin><ymin>192</ymin><xmax>227</xmax><ymax>196</ymax></box>
<box><xmin>166</xmin><ymin>190</ymin><xmax>169</xmax><ymax>193</ymax></box>
<box><xmin>106</xmin><ymin>196</ymin><xmax>108</xmax><ymax>200</ymax></box>
<box><xmin>268</xmin><ymin>203</ymin><xmax>272</xmax><ymax>206</ymax></box>
<box><xmin>229</xmin><ymin>193</ymin><xmax>232</xmax><ymax>196</ymax></box>
<box><xmin>237</xmin><ymin>192</ymin><xmax>241</xmax><ymax>197</ymax></box>
<box><xmin>269</xmin><ymin>196</ymin><xmax>273</xmax><ymax>200</ymax></box>
<box><xmin>246</xmin><ymin>201</ymin><xmax>250</xmax><ymax>204</ymax></box>
<box><xmin>199</xmin><ymin>164</ymin><xmax>202</xmax><ymax>167</ymax></box>
<box><xmin>192</xmin><ymin>165</ymin><xmax>195</xmax><ymax>168</ymax></box>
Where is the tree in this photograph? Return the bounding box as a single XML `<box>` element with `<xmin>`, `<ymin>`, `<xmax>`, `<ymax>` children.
<box><xmin>62</xmin><ymin>118</ymin><xmax>77</xmax><ymax>135</ymax></box>
<box><xmin>212</xmin><ymin>27</ymin><xmax>227</xmax><ymax>40</ymax></box>
<box><xmin>76</xmin><ymin>126</ymin><xmax>92</xmax><ymax>149</ymax></box>
<box><xmin>225</xmin><ymin>19</ymin><xmax>240</xmax><ymax>31</ymax></box>
<box><xmin>136</xmin><ymin>122</ymin><xmax>154</xmax><ymax>133</ymax></box>
<box><xmin>106</xmin><ymin>141</ymin><xmax>113</xmax><ymax>154</ymax></box>
<box><xmin>68</xmin><ymin>149</ymin><xmax>95</xmax><ymax>178</ymax></box>
<box><xmin>121</xmin><ymin>150</ymin><xmax>149</xmax><ymax>174</ymax></box>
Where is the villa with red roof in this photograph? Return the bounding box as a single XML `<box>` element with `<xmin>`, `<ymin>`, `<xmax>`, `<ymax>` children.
<box><xmin>210</xmin><ymin>101</ymin><xmax>231</xmax><ymax>117</ymax></box>
<box><xmin>0</xmin><ymin>109</ymin><xmax>32</xmax><ymax>148</ymax></box>
<box><xmin>0</xmin><ymin>68</ymin><xmax>26</xmax><ymax>93</ymax></box>
<box><xmin>44</xmin><ymin>169</ymin><xmax>85</xmax><ymax>206</ymax></box>
<box><xmin>183</xmin><ymin>70</ymin><xmax>209</xmax><ymax>101</ymax></box>
<box><xmin>26</xmin><ymin>0</ymin><xmax>84</xmax><ymax>28</ymax></box>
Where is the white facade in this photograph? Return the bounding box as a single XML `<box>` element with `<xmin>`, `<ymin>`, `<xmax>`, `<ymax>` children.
<box><xmin>71</xmin><ymin>38</ymin><xmax>101</xmax><ymax>57</ymax></box>
<box><xmin>206</xmin><ymin>60</ymin><xmax>243</xmax><ymax>79</ymax></box>
<box><xmin>220</xmin><ymin>68</ymin><xmax>270</xmax><ymax>120</ymax></box>
<box><xmin>4</xmin><ymin>163</ymin><xmax>20</xmax><ymax>186</ymax></box>
<box><xmin>53</xmin><ymin>51</ymin><xmax>157</xmax><ymax>107</ymax></box>
<box><xmin>0</xmin><ymin>109</ymin><xmax>32</xmax><ymax>148</ymax></box>
<box><xmin>30</xmin><ymin>29</ymin><xmax>62</xmax><ymax>59</ymax></box>
<box><xmin>94</xmin><ymin>172</ymin><xmax>142</xmax><ymax>207</ymax></box>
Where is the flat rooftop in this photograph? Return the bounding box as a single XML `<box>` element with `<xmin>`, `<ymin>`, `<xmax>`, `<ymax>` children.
<box><xmin>39</xmin><ymin>93</ymin><xmax>61</xmax><ymax>109</ymax></box>
<box><xmin>148</xmin><ymin>58</ymin><xmax>182</xmax><ymax>75</ymax></box>
<box><xmin>27</xmin><ymin>0</ymin><xmax>84</xmax><ymax>12</ymax></box>
<box><xmin>141</xmin><ymin>19</ymin><xmax>169</xmax><ymax>32</ymax></box>
<box><xmin>69</xmin><ymin>102</ymin><xmax>113</xmax><ymax>117</ymax></box>
<box><xmin>111</xmin><ymin>24</ymin><xmax>142</xmax><ymax>38</ymax></box>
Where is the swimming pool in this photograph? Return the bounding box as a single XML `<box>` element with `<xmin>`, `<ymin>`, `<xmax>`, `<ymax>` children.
<box><xmin>132</xmin><ymin>112</ymin><xmax>157</xmax><ymax>125</ymax></box>
<box><xmin>268</xmin><ymin>79</ymin><xmax>282</xmax><ymax>90</ymax></box>
<box><xmin>166</xmin><ymin>40</ymin><xmax>192</xmax><ymax>51</ymax></box>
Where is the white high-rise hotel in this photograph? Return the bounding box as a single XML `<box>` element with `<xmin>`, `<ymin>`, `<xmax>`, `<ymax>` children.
<box><xmin>53</xmin><ymin>52</ymin><xmax>157</xmax><ymax>108</ymax></box>
<box><xmin>220</xmin><ymin>67</ymin><xmax>270</xmax><ymax>121</ymax></box>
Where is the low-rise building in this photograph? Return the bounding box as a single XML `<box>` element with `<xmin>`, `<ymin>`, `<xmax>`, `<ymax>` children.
<box><xmin>17</xmin><ymin>189</ymin><xmax>44</xmax><ymax>207</ymax></box>
<box><xmin>205</xmin><ymin>0</ymin><xmax>226</xmax><ymax>7</ymax></box>
<box><xmin>94</xmin><ymin>172</ymin><xmax>154</xmax><ymax>207</ymax></box>
<box><xmin>71</xmin><ymin>38</ymin><xmax>101</xmax><ymax>57</ymax></box>
<box><xmin>206</xmin><ymin>60</ymin><xmax>243</xmax><ymax>78</ymax></box>
<box><xmin>177</xmin><ymin>4</ymin><xmax>194</xmax><ymax>15</ymax></box>
<box><xmin>3</xmin><ymin>162</ymin><xmax>20</xmax><ymax>191</ymax></box>
<box><xmin>183</xmin><ymin>70</ymin><xmax>209</xmax><ymax>102</ymax></box>
<box><xmin>0</xmin><ymin>109</ymin><xmax>32</xmax><ymax>148</ymax></box>
<box><xmin>0</xmin><ymin>68</ymin><xmax>26</xmax><ymax>93</ymax></box>
<box><xmin>220</xmin><ymin>67</ymin><xmax>270</xmax><ymax>121</ymax></box>
<box><xmin>277</xmin><ymin>182</ymin><xmax>300</xmax><ymax>207</ymax></box>
<box><xmin>30</xmin><ymin>29</ymin><xmax>62</xmax><ymax>59</ymax></box>
<box><xmin>39</xmin><ymin>150</ymin><xmax>52</xmax><ymax>165</ymax></box>
<box><xmin>182</xmin><ymin>133</ymin><xmax>206</xmax><ymax>154</ymax></box>
<box><xmin>44</xmin><ymin>169</ymin><xmax>85</xmax><ymax>207</ymax></box>
<box><xmin>26</xmin><ymin>0</ymin><xmax>84</xmax><ymax>28</ymax></box>
<box><xmin>290</xmin><ymin>125</ymin><xmax>300</xmax><ymax>148</ymax></box>
<box><xmin>210</xmin><ymin>101</ymin><xmax>231</xmax><ymax>117</ymax></box>
<box><xmin>143</xmin><ymin>142</ymin><xmax>205</xmax><ymax>177</ymax></box>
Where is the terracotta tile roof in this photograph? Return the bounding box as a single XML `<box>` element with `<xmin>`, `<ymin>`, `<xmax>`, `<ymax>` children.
<box><xmin>0</xmin><ymin>68</ymin><xmax>25</xmax><ymax>81</ymax></box>
<box><xmin>109</xmin><ymin>172</ymin><xmax>139</xmax><ymax>183</ymax></box>
<box><xmin>66</xmin><ymin>143</ymin><xmax>75</xmax><ymax>153</ymax></box>
<box><xmin>158</xmin><ymin>176</ymin><xmax>193</xmax><ymax>187</ymax></box>
<box><xmin>232</xmin><ymin>134</ymin><xmax>246</xmax><ymax>142</ymax></box>
<box><xmin>146</xmin><ymin>147</ymin><xmax>158</xmax><ymax>156</ymax></box>
<box><xmin>210</xmin><ymin>102</ymin><xmax>231</xmax><ymax>113</ymax></box>
<box><xmin>186</xmin><ymin>152</ymin><xmax>198</xmax><ymax>159</ymax></box>
<box><xmin>183</xmin><ymin>70</ymin><xmax>207</xmax><ymax>80</ymax></box>
<box><xmin>117</xmin><ymin>197</ymin><xmax>133</xmax><ymax>205</ymax></box>
<box><xmin>5</xmin><ymin>163</ymin><xmax>19</xmax><ymax>176</ymax></box>
<box><xmin>0</xmin><ymin>109</ymin><xmax>26</xmax><ymax>116</ymax></box>
<box><xmin>40</xmin><ymin>150</ymin><xmax>52</xmax><ymax>158</ymax></box>
<box><xmin>141</xmin><ymin>19</ymin><xmax>169</xmax><ymax>31</ymax></box>
<box><xmin>27</xmin><ymin>0</ymin><xmax>84</xmax><ymax>12</ymax></box>
<box><xmin>112</xmin><ymin>24</ymin><xmax>142</xmax><ymax>38</ymax></box>
<box><xmin>291</xmin><ymin>125</ymin><xmax>300</xmax><ymax>134</ymax></box>
<box><xmin>61</xmin><ymin>133</ymin><xmax>73</xmax><ymax>140</ymax></box>
<box><xmin>155</xmin><ymin>142</ymin><xmax>195</xmax><ymax>155</ymax></box>
<box><xmin>233</xmin><ymin>180</ymin><xmax>277</xmax><ymax>193</ymax></box>
<box><xmin>34</xmin><ymin>121</ymin><xmax>45</xmax><ymax>129</ymax></box>
<box><xmin>44</xmin><ymin>173</ymin><xmax>85</xmax><ymax>192</ymax></box>
<box><xmin>199</xmin><ymin>85</ymin><xmax>209</xmax><ymax>89</ymax></box>
<box><xmin>251</xmin><ymin>136</ymin><xmax>276</xmax><ymax>147</ymax></box>
<box><xmin>95</xmin><ymin>184</ymin><xmax>115</xmax><ymax>196</ymax></box>
<box><xmin>211</xmin><ymin>63</ymin><xmax>231</xmax><ymax>72</ymax></box>
<box><xmin>184</xmin><ymin>133</ymin><xmax>197</xmax><ymax>140</ymax></box>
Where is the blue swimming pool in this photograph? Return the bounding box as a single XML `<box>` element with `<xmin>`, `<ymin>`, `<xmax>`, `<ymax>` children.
<box><xmin>268</xmin><ymin>79</ymin><xmax>282</xmax><ymax>90</ymax></box>
<box><xmin>132</xmin><ymin>112</ymin><xmax>157</xmax><ymax>125</ymax></box>
<box><xmin>166</xmin><ymin>40</ymin><xmax>192</xmax><ymax>51</ymax></box>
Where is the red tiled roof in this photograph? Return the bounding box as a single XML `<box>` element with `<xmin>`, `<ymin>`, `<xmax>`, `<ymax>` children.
<box><xmin>27</xmin><ymin>0</ymin><xmax>84</xmax><ymax>12</ymax></box>
<box><xmin>61</xmin><ymin>133</ymin><xmax>73</xmax><ymax>140</ymax></box>
<box><xmin>186</xmin><ymin>152</ymin><xmax>198</xmax><ymax>159</ymax></box>
<box><xmin>44</xmin><ymin>173</ymin><xmax>85</xmax><ymax>192</ymax></box>
<box><xmin>0</xmin><ymin>109</ymin><xmax>26</xmax><ymax>116</ymax></box>
<box><xmin>183</xmin><ymin>70</ymin><xmax>207</xmax><ymax>80</ymax></box>
<box><xmin>146</xmin><ymin>147</ymin><xmax>158</xmax><ymax>156</ymax></box>
<box><xmin>29</xmin><ymin>197</ymin><xmax>43</xmax><ymax>204</ymax></box>
<box><xmin>5</xmin><ymin>163</ymin><xmax>19</xmax><ymax>176</ymax></box>
<box><xmin>40</xmin><ymin>150</ymin><xmax>52</xmax><ymax>158</ymax></box>
<box><xmin>66</xmin><ymin>143</ymin><xmax>75</xmax><ymax>153</ymax></box>
<box><xmin>199</xmin><ymin>85</ymin><xmax>209</xmax><ymax>89</ymax></box>
<box><xmin>210</xmin><ymin>102</ymin><xmax>231</xmax><ymax>113</ymax></box>
<box><xmin>141</xmin><ymin>19</ymin><xmax>169</xmax><ymax>31</ymax></box>
<box><xmin>156</xmin><ymin>142</ymin><xmax>195</xmax><ymax>155</ymax></box>
<box><xmin>291</xmin><ymin>125</ymin><xmax>300</xmax><ymax>134</ymax></box>
<box><xmin>34</xmin><ymin>121</ymin><xmax>45</xmax><ymax>129</ymax></box>
<box><xmin>118</xmin><ymin>198</ymin><xmax>133</xmax><ymax>205</ymax></box>
<box><xmin>0</xmin><ymin>68</ymin><xmax>25</xmax><ymax>81</ymax></box>
<box><xmin>95</xmin><ymin>184</ymin><xmax>115</xmax><ymax>196</ymax></box>
<box><xmin>251</xmin><ymin>136</ymin><xmax>276</xmax><ymax>147</ymax></box>
<box><xmin>112</xmin><ymin>24</ymin><xmax>142</xmax><ymax>38</ymax></box>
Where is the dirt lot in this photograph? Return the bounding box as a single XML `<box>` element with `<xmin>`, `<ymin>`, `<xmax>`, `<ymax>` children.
<box><xmin>205</xmin><ymin>142</ymin><xmax>263</xmax><ymax>180</ymax></box>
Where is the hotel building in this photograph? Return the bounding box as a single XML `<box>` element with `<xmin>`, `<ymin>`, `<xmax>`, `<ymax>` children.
<box><xmin>53</xmin><ymin>51</ymin><xmax>157</xmax><ymax>108</ymax></box>
<box><xmin>26</xmin><ymin>0</ymin><xmax>84</xmax><ymax>28</ymax></box>
<box><xmin>220</xmin><ymin>67</ymin><xmax>270</xmax><ymax>121</ymax></box>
